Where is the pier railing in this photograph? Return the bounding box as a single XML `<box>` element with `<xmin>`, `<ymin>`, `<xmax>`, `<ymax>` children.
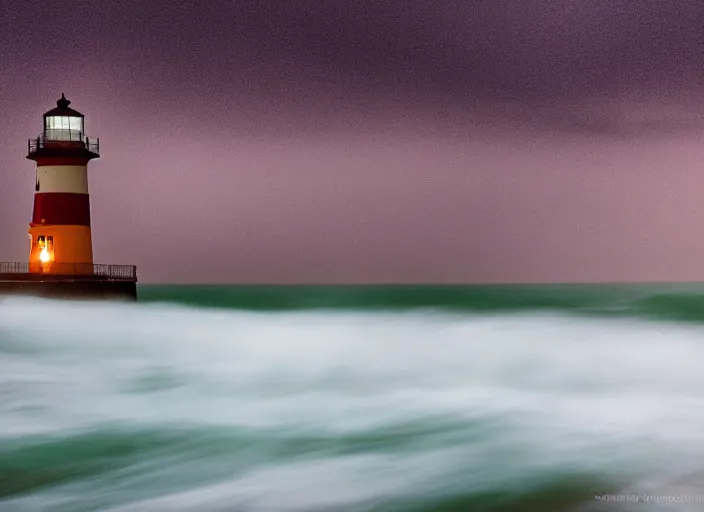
<box><xmin>0</xmin><ymin>262</ymin><xmax>136</xmax><ymax>281</ymax></box>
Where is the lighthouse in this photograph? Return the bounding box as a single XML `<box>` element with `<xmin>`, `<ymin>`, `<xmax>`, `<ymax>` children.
<box><xmin>0</xmin><ymin>94</ymin><xmax>137</xmax><ymax>300</ymax></box>
<box><xmin>27</xmin><ymin>94</ymin><xmax>97</xmax><ymax>274</ymax></box>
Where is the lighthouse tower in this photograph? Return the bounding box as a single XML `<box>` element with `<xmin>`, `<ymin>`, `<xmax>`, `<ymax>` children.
<box><xmin>0</xmin><ymin>94</ymin><xmax>136</xmax><ymax>300</ymax></box>
<box><xmin>26</xmin><ymin>94</ymin><xmax>99</xmax><ymax>274</ymax></box>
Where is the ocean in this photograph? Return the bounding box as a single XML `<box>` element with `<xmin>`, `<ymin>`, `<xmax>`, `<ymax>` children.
<box><xmin>3</xmin><ymin>283</ymin><xmax>704</xmax><ymax>512</ymax></box>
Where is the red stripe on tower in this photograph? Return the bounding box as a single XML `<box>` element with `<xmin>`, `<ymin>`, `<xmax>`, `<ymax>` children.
<box><xmin>31</xmin><ymin>193</ymin><xmax>91</xmax><ymax>226</ymax></box>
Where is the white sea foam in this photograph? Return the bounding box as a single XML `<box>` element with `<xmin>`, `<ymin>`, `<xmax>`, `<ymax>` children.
<box><xmin>1</xmin><ymin>296</ymin><xmax>704</xmax><ymax>511</ymax></box>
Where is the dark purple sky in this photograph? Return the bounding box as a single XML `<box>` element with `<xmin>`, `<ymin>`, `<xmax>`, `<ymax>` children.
<box><xmin>2</xmin><ymin>0</ymin><xmax>704</xmax><ymax>283</ymax></box>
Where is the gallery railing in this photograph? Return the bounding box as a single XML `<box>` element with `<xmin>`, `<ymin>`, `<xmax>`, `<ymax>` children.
<box><xmin>0</xmin><ymin>262</ymin><xmax>137</xmax><ymax>281</ymax></box>
<box><xmin>28</xmin><ymin>134</ymin><xmax>100</xmax><ymax>155</ymax></box>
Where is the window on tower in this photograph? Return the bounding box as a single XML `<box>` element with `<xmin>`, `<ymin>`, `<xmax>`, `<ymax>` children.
<box><xmin>45</xmin><ymin>116</ymin><xmax>83</xmax><ymax>141</ymax></box>
<box><xmin>36</xmin><ymin>235</ymin><xmax>54</xmax><ymax>264</ymax></box>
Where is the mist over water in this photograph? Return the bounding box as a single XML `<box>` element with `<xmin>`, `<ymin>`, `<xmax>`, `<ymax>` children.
<box><xmin>2</xmin><ymin>290</ymin><xmax>704</xmax><ymax>511</ymax></box>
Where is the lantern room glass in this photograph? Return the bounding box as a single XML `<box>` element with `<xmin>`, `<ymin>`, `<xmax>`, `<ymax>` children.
<box><xmin>45</xmin><ymin>116</ymin><xmax>83</xmax><ymax>142</ymax></box>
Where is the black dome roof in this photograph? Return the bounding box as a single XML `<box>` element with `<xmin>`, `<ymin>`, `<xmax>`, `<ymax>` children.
<box><xmin>43</xmin><ymin>94</ymin><xmax>84</xmax><ymax>118</ymax></box>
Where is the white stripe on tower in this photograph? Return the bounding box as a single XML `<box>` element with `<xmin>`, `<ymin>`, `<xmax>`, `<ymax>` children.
<box><xmin>36</xmin><ymin>165</ymin><xmax>88</xmax><ymax>194</ymax></box>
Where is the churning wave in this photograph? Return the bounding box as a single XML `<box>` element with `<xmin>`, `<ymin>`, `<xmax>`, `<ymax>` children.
<box><xmin>2</xmin><ymin>295</ymin><xmax>704</xmax><ymax>511</ymax></box>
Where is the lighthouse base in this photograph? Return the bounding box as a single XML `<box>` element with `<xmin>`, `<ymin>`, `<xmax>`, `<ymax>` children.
<box><xmin>0</xmin><ymin>262</ymin><xmax>138</xmax><ymax>301</ymax></box>
<box><xmin>0</xmin><ymin>280</ymin><xmax>137</xmax><ymax>301</ymax></box>
<box><xmin>0</xmin><ymin>277</ymin><xmax>137</xmax><ymax>301</ymax></box>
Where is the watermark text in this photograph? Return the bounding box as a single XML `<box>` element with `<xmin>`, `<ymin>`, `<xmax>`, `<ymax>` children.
<box><xmin>595</xmin><ymin>494</ymin><xmax>704</xmax><ymax>504</ymax></box>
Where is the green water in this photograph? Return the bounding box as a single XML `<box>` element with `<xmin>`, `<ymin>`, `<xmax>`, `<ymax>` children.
<box><xmin>138</xmin><ymin>282</ymin><xmax>704</xmax><ymax>322</ymax></box>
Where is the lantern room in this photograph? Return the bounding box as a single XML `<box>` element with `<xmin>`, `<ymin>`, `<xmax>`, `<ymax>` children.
<box><xmin>42</xmin><ymin>93</ymin><xmax>84</xmax><ymax>142</ymax></box>
<box><xmin>27</xmin><ymin>94</ymin><xmax>100</xmax><ymax>160</ymax></box>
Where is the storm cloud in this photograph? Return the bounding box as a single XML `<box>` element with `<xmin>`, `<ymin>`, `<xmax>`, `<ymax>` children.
<box><xmin>1</xmin><ymin>0</ymin><xmax>704</xmax><ymax>282</ymax></box>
